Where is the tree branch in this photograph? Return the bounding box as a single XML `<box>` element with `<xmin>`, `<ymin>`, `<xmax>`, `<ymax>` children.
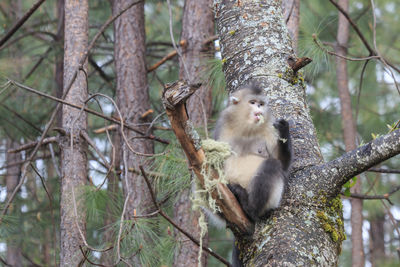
<box><xmin>342</xmin><ymin>185</ymin><xmax>400</xmax><ymax>205</ymax></box>
<box><xmin>0</xmin><ymin>0</ymin><xmax>47</xmax><ymax>48</ymax></box>
<box><xmin>162</xmin><ymin>80</ymin><xmax>252</xmax><ymax>234</ymax></box>
<box><xmin>9</xmin><ymin>79</ymin><xmax>169</xmax><ymax>145</ymax></box>
<box><xmin>313</xmin><ymin>129</ymin><xmax>400</xmax><ymax>191</ymax></box>
<box><xmin>7</xmin><ymin>137</ymin><xmax>58</xmax><ymax>153</ymax></box>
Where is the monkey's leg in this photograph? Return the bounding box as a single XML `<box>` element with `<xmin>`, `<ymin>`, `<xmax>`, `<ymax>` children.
<box><xmin>248</xmin><ymin>159</ymin><xmax>284</xmax><ymax>220</ymax></box>
<box><xmin>227</xmin><ymin>184</ymin><xmax>257</xmax><ymax>221</ymax></box>
<box><xmin>273</xmin><ymin>119</ymin><xmax>292</xmax><ymax>171</ymax></box>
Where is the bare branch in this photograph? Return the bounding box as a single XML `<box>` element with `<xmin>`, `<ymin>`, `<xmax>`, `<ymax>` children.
<box><xmin>9</xmin><ymin>79</ymin><xmax>169</xmax><ymax>145</ymax></box>
<box><xmin>342</xmin><ymin>184</ymin><xmax>400</xmax><ymax>205</ymax></box>
<box><xmin>7</xmin><ymin>137</ymin><xmax>58</xmax><ymax>153</ymax></box>
<box><xmin>0</xmin><ymin>0</ymin><xmax>47</xmax><ymax>48</ymax></box>
<box><xmin>368</xmin><ymin>168</ymin><xmax>400</xmax><ymax>174</ymax></box>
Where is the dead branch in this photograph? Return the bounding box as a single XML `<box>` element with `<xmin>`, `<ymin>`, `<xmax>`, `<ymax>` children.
<box><xmin>9</xmin><ymin>79</ymin><xmax>169</xmax><ymax>145</ymax></box>
<box><xmin>342</xmin><ymin>184</ymin><xmax>400</xmax><ymax>205</ymax></box>
<box><xmin>94</xmin><ymin>124</ymin><xmax>119</xmax><ymax>134</ymax></box>
<box><xmin>7</xmin><ymin>136</ymin><xmax>58</xmax><ymax>153</ymax></box>
<box><xmin>0</xmin><ymin>0</ymin><xmax>47</xmax><ymax>48</ymax></box>
<box><xmin>287</xmin><ymin>56</ymin><xmax>312</xmax><ymax>73</ymax></box>
<box><xmin>162</xmin><ymin>80</ymin><xmax>252</xmax><ymax>234</ymax></box>
<box><xmin>368</xmin><ymin>168</ymin><xmax>400</xmax><ymax>174</ymax></box>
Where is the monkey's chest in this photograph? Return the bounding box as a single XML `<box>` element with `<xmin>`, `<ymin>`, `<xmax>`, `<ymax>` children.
<box><xmin>224</xmin><ymin>155</ymin><xmax>265</xmax><ymax>189</ymax></box>
<box><xmin>230</xmin><ymin>138</ymin><xmax>273</xmax><ymax>158</ymax></box>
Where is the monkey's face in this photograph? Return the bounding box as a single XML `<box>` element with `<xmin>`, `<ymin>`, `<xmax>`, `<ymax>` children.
<box><xmin>228</xmin><ymin>89</ymin><xmax>269</xmax><ymax>127</ymax></box>
<box><xmin>248</xmin><ymin>99</ymin><xmax>266</xmax><ymax>124</ymax></box>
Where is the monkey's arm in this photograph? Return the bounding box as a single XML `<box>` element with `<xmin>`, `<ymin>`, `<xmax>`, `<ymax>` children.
<box><xmin>273</xmin><ymin>119</ymin><xmax>292</xmax><ymax>171</ymax></box>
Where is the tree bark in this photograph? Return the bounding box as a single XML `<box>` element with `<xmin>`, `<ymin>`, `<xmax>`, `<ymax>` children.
<box><xmin>55</xmin><ymin>0</ymin><xmax>64</xmax><ymax>126</ymax></box>
<box><xmin>59</xmin><ymin>0</ymin><xmax>88</xmax><ymax>266</ymax></box>
<box><xmin>5</xmin><ymin>140</ymin><xmax>22</xmax><ymax>267</ymax></box>
<box><xmin>212</xmin><ymin>0</ymin><xmax>400</xmax><ymax>265</ymax></box>
<box><xmin>334</xmin><ymin>1</ymin><xmax>365</xmax><ymax>266</ymax></box>
<box><xmin>173</xmin><ymin>0</ymin><xmax>215</xmax><ymax>266</ymax></box>
<box><xmin>369</xmin><ymin>214</ymin><xmax>385</xmax><ymax>267</ymax></box>
<box><xmin>112</xmin><ymin>0</ymin><xmax>154</xmax><ymax>264</ymax></box>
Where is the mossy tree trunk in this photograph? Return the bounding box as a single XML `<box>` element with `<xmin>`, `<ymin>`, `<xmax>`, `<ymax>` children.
<box><xmin>214</xmin><ymin>0</ymin><xmax>400</xmax><ymax>265</ymax></box>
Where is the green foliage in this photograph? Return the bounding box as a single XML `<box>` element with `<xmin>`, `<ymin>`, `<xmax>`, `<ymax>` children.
<box><xmin>342</xmin><ymin>177</ymin><xmax>358</xmax><ymax>197</ymax></box>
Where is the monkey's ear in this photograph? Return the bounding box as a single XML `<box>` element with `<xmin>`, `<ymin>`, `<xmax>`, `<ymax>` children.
<box><xmin>230</xmin><ymin>96</ymin><xmax>240</xmax><ymax>105</ymax></box>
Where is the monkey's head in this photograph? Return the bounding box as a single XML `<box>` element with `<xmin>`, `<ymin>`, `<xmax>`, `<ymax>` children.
<box><xmin>227</xmin><ymin>85</ymin><xmax>271</xmax><ymax>128</ymax></box>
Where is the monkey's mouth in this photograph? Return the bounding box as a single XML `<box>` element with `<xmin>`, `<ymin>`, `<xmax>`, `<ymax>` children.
<box><xmin>254</xmin><ymin>113</ymin><xmax>264</xmax><ymax>124</ymax></box>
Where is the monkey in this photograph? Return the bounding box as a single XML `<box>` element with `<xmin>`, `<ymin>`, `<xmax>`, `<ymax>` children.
<box><xmin>214</xmin><ymin>83</ymin><xmax>292</xmax><ymax>222</ymax></box>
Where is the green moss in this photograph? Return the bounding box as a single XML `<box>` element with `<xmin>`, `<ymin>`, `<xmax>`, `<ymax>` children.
<box><xmin>229</xmin><ymin>30</ymin><xmax>236</xmax><ymax>35</ymax></box>
<box><xmin>315</xmin><ymin>196</ymin><xmax>346</xmax><ymax>246</ymax></box>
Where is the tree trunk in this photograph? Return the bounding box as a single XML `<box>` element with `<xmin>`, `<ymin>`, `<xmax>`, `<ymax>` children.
<box><xmin>59</xmin><ymin>0</ymin><xmax>88</xmax><ymax>266</ymax></box>
<box><xmin>55</xmin><ymin>0</ymin><xmax>64</xmax><ymax>126</ymax></box>
<box><xmin>282</xmin><ymin>0</ymin><xmax>300</xmax><ymax>53</ymax></box>
<box><xmin>112</xmin><ymin>0</ymin><xmax>154</xmax><ymax>264</ymax></box>
<box><xmin>334</xmin><ymin>1</ymin><xmax>365</xmax><ymax>266</ymax></box>
<box><xmin>165</xmin><ymin>0</ymin><xmax>400</xmax><ymax>265</ymax></box>
<box><xmin>173</xmin><ymin>0</ymin><xmax>215</xmax><ymax>266</ymax></box>
<box><xmin>5</xmin><ymin>140</ymin><xmax>22</xmax><ymax>267</ymax></box>
<box><xmin>369</xmin><ymin>214</ymin><xmax>385</xmax><ymax>267</ymax></box>
<box><xmin>214</xmin><ymin>0</ymin><xmax>339</xmax><ymax>265</ymax></box>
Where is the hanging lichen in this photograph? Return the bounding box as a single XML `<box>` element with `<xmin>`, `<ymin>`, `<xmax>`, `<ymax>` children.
<box><xmin>191</xmin><ymin>138</ymin><xmax>232</xmax><ymax>267</ymax></box>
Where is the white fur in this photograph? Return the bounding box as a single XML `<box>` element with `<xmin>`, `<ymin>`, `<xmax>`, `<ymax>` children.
<box><xmin>263</xmin><ymin>177</ymin><xmax>284</xmax><ymax>213</ymax></box>
<box><xmin>224</xmin><ymin>155</ymin><xmax>264</xmax><ymax>189</ymax></box>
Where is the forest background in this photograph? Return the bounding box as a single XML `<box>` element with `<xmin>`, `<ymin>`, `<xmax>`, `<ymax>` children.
<box><xmin>0</xmin><ymin>0</ymin><xmax>399</xmax><ymax>266</ymax></box>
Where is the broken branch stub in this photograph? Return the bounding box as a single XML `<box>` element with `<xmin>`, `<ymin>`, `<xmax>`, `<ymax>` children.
<box><xmin>162</xmin><ymin>80</ymin><xmax>252</xmax><ymax>234</ymax></box>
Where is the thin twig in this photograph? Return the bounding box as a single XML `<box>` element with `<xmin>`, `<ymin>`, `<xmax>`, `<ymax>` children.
<box><xmin>30</xmin><ymin>163</ymin><xmax>58</xmax><ymax>262</ymax></box>
<box><xmin>84</xmin><ymin>93</ymin><xmax>167</xmax><ymax>157</ymax></box>
<box><xmin>23</xmin><ymin>47</ymin><xmax>53</xmax><ymax>82</ymax></box>
<box><xmin>7</xmin><ymin>137</ymin><xmax>58</xmax><ymax>153</ymax></box>
<box><xmin>9</xmin><ymin>79</ymin><xmax>169</xmax><ymax>144</ymax></box>
<box><xmin>79</xmin><ymin>246</ymin><xmax>110</xmax><ymax>267</ymax></box>
<box><xmin>370</xmin><ymin>0</ymin><xmax>400</xmax><ymax>95</ymax></box>
<box><xmin>0</xmin><ymin>0</ymin><xmax>47</xmax><ymax>48</ymax></box>
<box><xmin>166</xmin><ymin>0</ymin><xmax>191</xmax><ymax>82</ymax></box>
<box><xmin>313</xmin><ymin>35</ymin><xmax>379</xmax><ymax>61</ymax></box>
<box><xmin>139</xmin><ymin>166</ymin><xmax>231</xmax><ymax>266</ymax></box>
<box><xmin>368</xmin><ymin>168</ymin><xmax>400</xmax><ymax>174</ymax></box>
<box><xmin>328</xmin><ymin>0</ymin><xmax>400</xmax><ymax>74</ymax></box>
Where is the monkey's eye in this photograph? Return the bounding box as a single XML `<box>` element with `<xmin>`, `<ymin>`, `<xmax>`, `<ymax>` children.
<box><xmin>260</xmin><ymin>103</ymin><xmax>264</xmax><ymax>106</ymax></box>
<box><xmin>249</xmin><ymin>100</ymin><xmax>256</xmax><ymax>105</ymax></box>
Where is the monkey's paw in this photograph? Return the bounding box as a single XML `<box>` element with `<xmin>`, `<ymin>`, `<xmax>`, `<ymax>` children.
<box><xmin>274</xmin><ymin>119</ymin><xmax>289</xmax><ymax>134</ymax></box>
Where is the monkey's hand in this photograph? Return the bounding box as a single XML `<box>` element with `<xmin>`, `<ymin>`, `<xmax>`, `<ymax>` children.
<box><xmin>273</xmin><ymin>119</ymin><xmax>290</xmax><ymax>140</ymax></box>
